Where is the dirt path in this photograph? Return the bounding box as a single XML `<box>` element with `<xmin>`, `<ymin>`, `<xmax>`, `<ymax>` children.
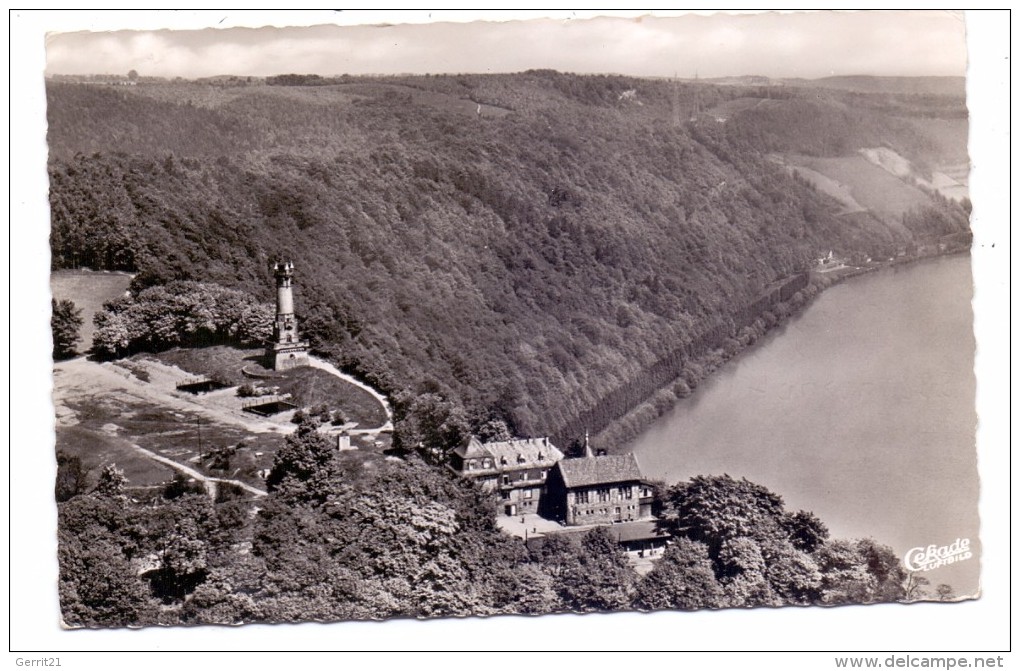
<box><xmin>127</xmin><ymin>442</ymin><xmax>266</xmax><ymax>499</ymax></box>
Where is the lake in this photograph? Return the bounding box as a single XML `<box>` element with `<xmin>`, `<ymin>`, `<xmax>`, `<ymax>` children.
<box><xmin>627</xmin><ymin>254</ymin><xmax>979</xmax><ymax>595</ymax></box>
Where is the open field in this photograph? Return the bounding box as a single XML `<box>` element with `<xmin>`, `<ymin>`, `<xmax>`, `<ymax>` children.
<box><xmin>786</xmin><ymin>164</ymin><xmax>866</xmax><ymax>215</ymax></box>
<box><xmin>53</xmin><ymin>346</ymin><xmax>393</xmax><ymax>494</ymax></box>
<box><xmin>55</xmin><ymin>423</ymin><xmax>175</xmax><ymax>488</ymax></box>
<box><xmin>55</xmin><ymin>358</ymin><xmax>286</xmax><ymax>490</ymax></box>
<box><xmin>787</xmin><ymin>154</ymin><xmax>929</xmax><ymax>232</ymax></box>
<box><xmin>123</xmin><ymin>80</ymin><xmax>368</xmax><ymax>109</ymax></box>
<box><xmin>154</xmin><ymin>346</ymin><xmax>267</xmax><ymax>386</ymax></box>
<box><xmin>151</xmin><ymin>346</ymin><xmax>389</xmax><ymax>429</ymax></box>
<box><xmin>706</xmin><ymin>96</ymin><xmax>771</xmax><ymax>121</ymax></box>
<box><xmin>340</xmin><ymin>82</ymin><xmax>513</xmax><ymax>118</ymax></box>
<box><xmin>50</xmin><ymin>269</ymin><xmax>132</xmax><ymax>351</ymax></box>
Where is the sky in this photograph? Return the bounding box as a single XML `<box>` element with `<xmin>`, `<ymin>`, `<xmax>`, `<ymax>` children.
<box><xmin>42</xmin><ymin>10</ymin><xmax>968</xmax><ymax>80</ymax></box>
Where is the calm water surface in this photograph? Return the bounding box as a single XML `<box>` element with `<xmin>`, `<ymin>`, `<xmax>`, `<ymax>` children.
<box><xmin>627</xmin><ymin>255</ymin><xmax>979</xmax><ymax>593</ymax></box>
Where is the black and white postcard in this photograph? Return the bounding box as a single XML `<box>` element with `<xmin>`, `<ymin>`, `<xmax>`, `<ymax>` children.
<box><xmin>11</xmin><ymin>9</ymin><xmax>1010</xmax><ymax>656</ymax></box>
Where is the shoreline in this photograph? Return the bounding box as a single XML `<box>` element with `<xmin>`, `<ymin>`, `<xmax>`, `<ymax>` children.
<box><xmin>593</xmin><ymin>247</ymin><xmax>972</xmax><ymax>453</ymax></box>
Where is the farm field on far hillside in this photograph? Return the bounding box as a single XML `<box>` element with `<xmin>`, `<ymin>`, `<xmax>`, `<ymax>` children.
<box><xmin>781</xmin><ymin>163</ymin><xmax>866</xmax><ymax>215</ymax></box>
<box><xmin>787</xmin><ymin>154</ymin><xmax>930</xmax><ymax>231</ymax></box>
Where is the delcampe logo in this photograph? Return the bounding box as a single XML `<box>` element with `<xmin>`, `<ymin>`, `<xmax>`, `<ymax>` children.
<box><xmin>903</xmin><ymin>538</ymin><xmax>973</xmax><ymax>572</ymax></box>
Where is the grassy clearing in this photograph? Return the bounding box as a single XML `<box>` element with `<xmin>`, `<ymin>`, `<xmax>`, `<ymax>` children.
<box><xmin>50</xmin><ymin>270</ymin><xmax>132</xmax><ymax>351</ymax></box>
<box><xmin>125</xmin><ymin>81</ymin><xmax>366</xmax><ymax>110</ymax></box>
<box><xmin>150</xmin><ymin>346</ymin><xmax>388</xmax><ymax>428</ymax></box>
<box><xmin>55</xmin><ymin>343</ymin><xmax>391</xmax><ymax>497</ymax></box>
<box><xmin>341</xmin><ymin>82</ymin><xmax>512</xmax><ymax>118</ymax></box>
<box><xmin>59</xmin><ymin>390</ymin><xmax>285</xmax><ymax>490</ymax></box>
<box><xmin>272</xmin><ymin>367</ymin><xmax>388</xmax><ymax>428</ymax></box>
<box><xmin>57</xmin><ymin>371</ymin><xmax>392</xmax><ymax>495</ymax></box>
<box><xmin>789</xmin><ymin>165</ymin><xmax>865</xmax><ymax>215</ymax></box>
<box><xmin>56</xmin><ymin>423</ymin><xmax>175</xmax><ymax>488</ymax></box>
<box><xmin>793</xmin><ymin>155</ymin><xmax>930</xmax><ymax>228</ymax></box>
<box><xmin>152</xmin><ymin>346</ymin><xmax>265</xmax><ymax>385</ymax></box>
<box><xmin>706</xmin><ymin>96</ymin><xmax>767</xmax><ymax>120</ymax></box>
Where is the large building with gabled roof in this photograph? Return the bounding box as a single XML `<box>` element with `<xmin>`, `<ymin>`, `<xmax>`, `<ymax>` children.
<box><xmin>543</xmin><ymin>452</ymin><xmax>654</xmax><ymax>526</ymax></box>
<box><xmin>450</xmin><ymin>436</ymin><xmax>565</xmax><ymax>516</ymax></box>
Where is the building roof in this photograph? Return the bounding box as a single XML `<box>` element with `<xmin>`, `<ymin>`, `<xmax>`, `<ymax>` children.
<box><xmin>452</xmin><ymin>436</ymin><xmax>493</xmax><ymax>460</ymax></box>
<box><xmin>485</xmin><ymin>437</ymin><xmax>564</xmax><ymax>469</ymax></box>
<box><xmin>453</xmin><ymin>436</ymin><xmax>564</xmax><ymax>473</ymax></box>
<box><xmin>556</xmin><ymin>453</ymin><xmax>644</xmax><ymax>489</ymax></box>
<box><xmin>610</xmin><ymin>519</ymin><xmax>670</xmax><ymax>543</ymax></box>
<box><xmin>539</xmin><ymin>519</ymin><xmax>668</xmax><ymax>544</ymax></box>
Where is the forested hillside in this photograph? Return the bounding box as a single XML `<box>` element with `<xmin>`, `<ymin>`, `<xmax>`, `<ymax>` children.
<box><xmin>47</xmin><ymin>72</ymin><xmax>969</xmax><ymax>448</ymax></box>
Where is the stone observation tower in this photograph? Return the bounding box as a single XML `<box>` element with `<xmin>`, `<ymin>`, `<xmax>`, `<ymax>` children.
<box><xmin>267</xmin><ymin>261</ymin><xmax>310</xmax><ymax>370</ymax></box>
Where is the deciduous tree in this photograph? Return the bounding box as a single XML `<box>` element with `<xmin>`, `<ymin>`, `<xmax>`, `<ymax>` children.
<box><xmin>557</xmin><ymin>526</ymin><xmax>636</xmax><ymax>612</ymax></box>
<box><xmin>55</xmin><ymin>451</ymin><xmax>89</xmax><ymax>502</ymax></box>
<box><xmin>814</xmin><ymin>538</ymin><xmax>906</xmax><ymax>605</ymax></box>
<box><xmin>635</xmin><ymin>538</ymin><xmax>726</xmax><ymax>610</ymax></box>
<box><xmin>265</xmin><ymin>417</ymin><xmax>344</xmax><ymax>503</ymax></box>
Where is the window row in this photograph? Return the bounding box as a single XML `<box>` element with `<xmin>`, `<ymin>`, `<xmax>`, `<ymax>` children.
<box><xmin>574</xmin><ymin>486</ymin><xmax>636</xmax><ymax>504</ymax></box>
<box><xmin>502</xmin><ymin>488</ymin><xmax>537</xmax><ymax>500</ymax></box>
<box><xmin>501</xmin><ymin>471</ymin><xmax>546</xmax><ymax>485</ymax></box>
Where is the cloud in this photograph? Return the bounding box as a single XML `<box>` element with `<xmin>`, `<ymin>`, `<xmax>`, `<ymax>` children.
<box><xmin>44</xmin><ymin>11</ymin><xmax>967</xmax><ymax>79</ymax></box>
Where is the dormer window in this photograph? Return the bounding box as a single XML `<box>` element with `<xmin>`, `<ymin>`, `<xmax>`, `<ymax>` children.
<box><xmin>517</xmin><ymin>453</ymin><xmax>525</xmax><ymax>464</ymax></box>
<box><xmin>500</xmin><ymin>456</ymin><xmax>508</xmax><ymax>466</ymax></box>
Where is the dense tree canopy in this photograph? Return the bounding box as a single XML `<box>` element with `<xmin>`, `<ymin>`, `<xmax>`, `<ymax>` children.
<box><xmin>647</xmin><ymin>474</ymin><xmax>904</xmax><ymax>607</ymax></box>
<box><xmin>92</xmin><ymin>281</ymin><xmax>272</xmax><ymax>358</ymax></box>
<box><xmin>555</xmin><ymin>527</ymin><xmax>637</xmax><ymax>612</ymax></box>
<box><xmin>58</xmin><ymin>459</ymin><xmax>916</xmax><ymax>626</ymax></box>
<box><xmin>635</xmin><ymin>538</ymin><xmax>726</xmax><ymax>610</ymax></box>
<box><xmin>265</xmin><ymin>417</ymin><xmax>348</xmax><ymax>503</ymax></box>
<box><xmin>47</xmin><ymin>73</ymin><xmax>970</xmax><ymax>448</ymax></box>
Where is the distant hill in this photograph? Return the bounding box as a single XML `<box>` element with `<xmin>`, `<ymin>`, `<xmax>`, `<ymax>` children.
<box><xmin>45</xmin><ymin>72</ymin><xmax>970</xmax><ymax>445</ymax></box>
<box><xmin>783</xmin><ymin>75</ymin><xmax>966</xmax><ymax>97</ymax></box>
<box><xmin>700</xmin><ymin>75</ymin><xmax>965</xmax><ymax>97</ymax></box>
